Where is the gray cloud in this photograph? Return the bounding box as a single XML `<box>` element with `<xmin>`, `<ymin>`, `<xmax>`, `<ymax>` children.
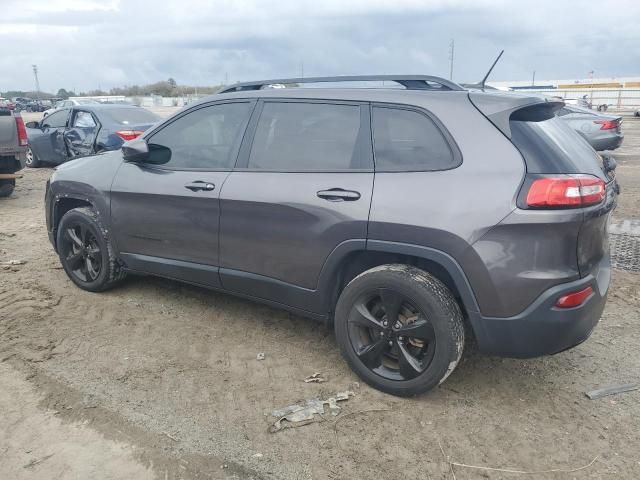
<box><xmin>1</xmin><ymin>0</ymin><xmax>639</xmax><ymax>93</ymax></box>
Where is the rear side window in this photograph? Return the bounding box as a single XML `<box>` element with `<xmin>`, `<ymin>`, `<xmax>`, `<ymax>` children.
<box><xmin>510</xmin><ymin>116</ymin><xmax>606</xmax><ymax>179</ymax></box>
<box><xmin>73</xmin><ymin>111</ymin><xmax>96</xmax><ymax>128</ymax></box>
<box><xmin>247</xmin><ymin>102</ymin><xmax>367</xmax><ymax>171</ymax></box>
<box><xmin>372</xmin><ymin>107</ymin><xmax>456</xmax><ymax>171</ymax></box>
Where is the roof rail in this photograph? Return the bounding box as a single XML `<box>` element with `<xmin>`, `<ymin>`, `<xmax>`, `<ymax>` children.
<box><xmin>218</xmin><ymin>75</ymin><xmax>465</xmax><ymax>94</ymax></box>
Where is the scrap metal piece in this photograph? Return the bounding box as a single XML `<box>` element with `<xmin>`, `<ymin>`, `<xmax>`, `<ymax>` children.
<box><xmin>269</xmin><ymin>391</ymin><xmax>355</xmax><ymax>433</ymax></box>
<box><xmin>585</xmin><ymin>383</ymin><xmax>639</xmax><ymax>400</ymax></box>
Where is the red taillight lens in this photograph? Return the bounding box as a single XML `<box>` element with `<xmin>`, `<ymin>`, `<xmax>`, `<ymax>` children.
<box><xmin>15</xmin><ymin>115</ymin><xmax>28</xmax><ymax>147</ymax></box>
<box><xmin>555</xmin><ymin>286</ymin><xmax>594</xmax><ymax>308</ymax></box>
<box><xmin>594</xmin><ymin>120</ymin><xmax>618</xmax><ymax>130</ymax></box>
<box><xmin>526</xmin><ymin>175</ymin><xmax>605</xmax><ymax>208</ymax></box>
<box><xmin>116</xmin><ymin>130</ymin><xmax>144</xmax><ymax>141</ymax></box>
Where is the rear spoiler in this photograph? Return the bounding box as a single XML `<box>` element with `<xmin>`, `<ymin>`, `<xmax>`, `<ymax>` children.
<box><xmin>468</xmin><ymin>92</ymin><xmax>564</xmax><ymax>138</ymax></box>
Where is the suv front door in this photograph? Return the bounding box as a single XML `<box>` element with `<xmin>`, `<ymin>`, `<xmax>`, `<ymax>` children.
<box><xmin>219</xmin><ymin>100</ymin><xmax>374</xmax><ymax>313</ymax></box>
<box><xmin>110</xmin><ymin>100</ymin><xmax>255</xmax><ymax>287</ymax></box>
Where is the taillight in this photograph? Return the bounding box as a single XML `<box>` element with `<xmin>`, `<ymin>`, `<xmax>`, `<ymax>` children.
<box><xmin>594</xmin><ymin>120</ymin><xmax>618</xmax><ymax>130</ymax></box>
<box><xmin>15</xmin><ymin>115</ymin><xmax>28</xmax><ymax>146</ymax></box>
<box><xmin>526</xmin><ymin>175</ymin><xmax>605</xmax><ymax>208</ymax></box>
<box><xmin>555</xmin><ymin>286</ymin><xmax>593</xmax><ymax>308</ymax></box>
<box><xmin>116</xmin><ymin>130</ymin><xmax>144</xmax><ymax>141</ymax></box>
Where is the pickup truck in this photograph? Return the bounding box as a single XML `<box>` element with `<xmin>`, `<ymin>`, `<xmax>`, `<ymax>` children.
<box><xmin>0</xmin><ymin>108</ymin><xmax>28</xmax><ymax>197</ymax></box>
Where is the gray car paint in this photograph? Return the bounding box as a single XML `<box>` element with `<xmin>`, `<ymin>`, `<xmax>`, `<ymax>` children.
<box><xmin>45</xmin><ymin>85</ymin><xmax>615</xmax><ymax>358</ymax></box>
<box><xmin>558</xmin><ymin>105</ymin><xmax>623</xmax><ymax>151</ymax></box>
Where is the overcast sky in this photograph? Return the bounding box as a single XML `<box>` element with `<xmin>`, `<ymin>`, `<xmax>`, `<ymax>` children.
<box><xmin>2</xmin><ymin>0</ymin><xmax>639</xmax><ymax>93</ymax></box>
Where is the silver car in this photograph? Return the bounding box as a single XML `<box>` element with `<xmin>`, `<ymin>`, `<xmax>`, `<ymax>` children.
<box><xmin>557</xmin><ymin>105</ymin><xmax>623</xmax><ymax>151</ymax></box>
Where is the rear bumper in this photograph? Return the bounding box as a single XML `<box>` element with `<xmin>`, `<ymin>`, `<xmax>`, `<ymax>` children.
<box><xmin>592</xmin><ymin>133</ymin><xmax>623</xmax><ymax>152</ymax></box>
<box><xmin>472</xmin><ymin>255</ymin><xmax>610</xmax><ymax>358</ymax></box>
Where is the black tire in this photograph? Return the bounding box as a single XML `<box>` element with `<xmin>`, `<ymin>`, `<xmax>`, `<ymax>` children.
<box><xmin>56</xmin><ymin>207</ymin><xmax>126</xmax><ymax>292</ymax></box>
<box><xmin>335</xmin><ymin>264</ymin><xmax>464</xmax><ymax>396</ymax></box>
<box><xmin>0</xmin><ymin>179</ymin><xmax>15</xmax><ymax>197</ymax></box>
<box><xmin>25</xmin><ymin>146</ymin><xmax>41</xmax><ymax>168</ymax></box>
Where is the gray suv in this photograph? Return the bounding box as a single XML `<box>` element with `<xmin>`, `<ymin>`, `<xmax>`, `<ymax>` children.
<box><xmin>45</xmin><ymin>76</ymin><xmax>617</xmax><ymax>396</ymax></box>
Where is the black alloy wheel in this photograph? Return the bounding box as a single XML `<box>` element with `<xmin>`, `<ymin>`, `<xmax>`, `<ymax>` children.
<box><xmin>347</xmin><ymin>288</ymin><xmax>436</xmax><ymax>381</ymax></box>
<box><xmin>60</xmin><ymin>222</ymin><xmax>103</xmax><ymax>283</ymax></box>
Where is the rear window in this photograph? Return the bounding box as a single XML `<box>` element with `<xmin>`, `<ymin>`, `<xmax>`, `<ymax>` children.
<box><xmin>510</xmin><ymin>116</ymin><xmax>606</xmax><ymax>179</ymax></box>
<box><xmin>371</xmin><ymin>106</ymin><xmax>456</xmax><ymax>171</ymax></box>
<box><xmin>103</xmin><ymin>108</ymin><xmax>159</xmax><ymax>125</ymax></box>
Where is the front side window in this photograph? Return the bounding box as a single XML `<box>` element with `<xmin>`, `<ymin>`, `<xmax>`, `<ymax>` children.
<box><xmin>148</xmin><ymin>102</ymin><xmax>252</xmax><ymax>169</ymax></box>
<box><xmin>247</xmin><ymin>102</ymin><xmax>366</xmax><ymax>171</ymax></box>
<box><xmin>42</xmin><ymin>109</ymin><xmax>69</xmax><ymax>128</ymax></box>
<box><xmin>372</xmin><ymin>107</ymin><xmax>455</xmax><ymax>171</ymax></box>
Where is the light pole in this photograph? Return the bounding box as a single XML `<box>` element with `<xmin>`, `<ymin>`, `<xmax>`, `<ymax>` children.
<box><xmin>32</xmin><ymin>64</ymin><xmax>41</xmax><ymax>101</ymax></box>
<box><xmin>448</xmin><ymin>39</ymin><xmax>455</xmax><ymax>80</ymax></box>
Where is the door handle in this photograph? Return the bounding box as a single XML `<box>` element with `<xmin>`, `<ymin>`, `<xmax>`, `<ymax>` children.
<box><xmin>317</xmin><ymin>188</ymin><xmax>361</xmax><ymax>201</ymax></box>
<box><xmin>185</xmin><ymin>181</ymin><xmax>215</xmax><ymax>192</ymax></box>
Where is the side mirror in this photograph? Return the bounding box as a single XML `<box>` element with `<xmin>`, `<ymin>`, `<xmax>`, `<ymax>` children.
<box><xmin>25</xmin><ymin>121</ymin><xmax>40</xmax><ymax>129</ymax></box>
<box><xmin>122</xmin><ymin>137</ymin><xmax>171</xmax><ymax>165</ymax></box>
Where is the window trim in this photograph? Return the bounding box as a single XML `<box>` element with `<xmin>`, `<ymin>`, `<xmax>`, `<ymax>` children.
<box><xmin>234</xmin><ymin>98</ymin><xmax>374</xmax><ymax>173</ymax></box>
<box><xmin>140</xmin><ymin>99</ymin><xmax>257</xmax><ymax>172</ymax></box>
<box><xmin>370</xmin><ymin>102</ymin><xmax>462</xmax><ymax>173</ymax></box>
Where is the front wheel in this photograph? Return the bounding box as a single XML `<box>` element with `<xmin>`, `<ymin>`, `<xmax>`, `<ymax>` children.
<box><xmin>335</xmin><ymin>264</ymin><xmax>464</xmax><ymax>396</ymax></box>
<box><xmin>0</xmin><ymin>179</ymin><xmax>15</xmax><ymax>197</ymax></box>
<box><xmin>56</xmin><ymin>207</ymin><xmax>126</xmax><ymax>292</ymax></box>
<box><xmin>25</xmin><ymin>146</ymin><xmax>41</xmax><ymax>168</ymax></box>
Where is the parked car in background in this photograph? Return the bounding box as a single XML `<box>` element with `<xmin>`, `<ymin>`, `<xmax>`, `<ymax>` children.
<box><xmin>0</xmin><ymin>108</ymin><xmax>28</xmax><ymax>197</ymax></box>
<box><xmin>0</xmin><ymin>97</ymin><xmax>16</xmax><ymax>110</ymax></box>
<box><xmin>557</xmin><ymin>105</ymin><xmax>624</xmax><ymax>151</ymax></box>
<box><xmin>44</xmin><ymin>75</ymin><xmax>617</xmax><ymax>396</ymax></box>
<box><xmin>14</xmin><ymin>98</ymin><xmax>47</xmax><ymax>112</ymax></box>
<box><xmin>43</xmin><ymin>98</ymin><xmax>100</xmax><ymax>117</ymax></box>
<box><xmin>25</xmin><ymin>104</ymin><xmax>160</xmax><ymax>167</ymax></box>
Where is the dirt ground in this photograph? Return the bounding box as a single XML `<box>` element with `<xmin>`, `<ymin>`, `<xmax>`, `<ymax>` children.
<box><xmin>1</xmin><ymin>110</ymin><xmax>639</xmax><ymax>480</ymax></box>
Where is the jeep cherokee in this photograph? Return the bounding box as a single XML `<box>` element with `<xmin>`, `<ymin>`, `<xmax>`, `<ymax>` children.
<box><xmin>45</xmin><ymin>75</ymin><xmax>617</xmax><ymax>396</ymax></box>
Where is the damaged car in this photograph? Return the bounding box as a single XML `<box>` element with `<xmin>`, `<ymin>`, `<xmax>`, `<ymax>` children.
<box><xmin>25</xmin><ymin>105</ymin><xmax>160</xmax><ymax>167</ymax></box>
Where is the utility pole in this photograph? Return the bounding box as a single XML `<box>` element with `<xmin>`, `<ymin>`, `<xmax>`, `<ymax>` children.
<box><xmin>532</xmin><ymin>70</ymin><xmax>536</xmax><ymax>86</ymax></box>
<box><xmin>448</xmin><ymin>39</ymin><xmax>455</xmax><ymax>80</ymax></box>
<box><xmin>32</xmin><ymin>64</ymin><xmax>40</xmax><ymax>101</ymax></box>
<box><xmin>300</xmin><ymin>61</ymin><xmax>304</xmax><ymax>79</ymax></box>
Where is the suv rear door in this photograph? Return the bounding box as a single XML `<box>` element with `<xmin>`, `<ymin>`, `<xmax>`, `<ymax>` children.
<box><xmin>219</xmin><ymin>99</ymin><xmax>374</xmax><ymax>312</ymax></box>
<box><xmin>110</xmin><ymin>100</ymin><xmax>255</xmax><ymax>287</ymax></box>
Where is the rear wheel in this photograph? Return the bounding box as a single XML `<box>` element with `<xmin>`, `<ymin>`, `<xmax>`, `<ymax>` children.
<box><xmin>56</xmin><ymin>207</ymin><xmax>126</xmax><ymax>292</ymax></box>
<box><xmin>0</xmin><ymin>179</ymin><xmax>15</xmax><ymax>197</ymax></box>
<box><xmin>335</xmin><ymin>264</ymin><xmax>464</xmax><ymax>396</ymax></box>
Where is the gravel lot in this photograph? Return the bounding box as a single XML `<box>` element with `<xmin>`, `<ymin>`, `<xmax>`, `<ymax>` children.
<box><xmin>1</xmin><ymin>109</ymin><xmax>639</xmax><ymax>479</ymax></box>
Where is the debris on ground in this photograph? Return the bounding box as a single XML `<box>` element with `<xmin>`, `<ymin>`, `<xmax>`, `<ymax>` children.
<box><xmin>256</xmin><ymin>352</ymin><xmax>265</xmax><ymax>361</ymax></box>
<box><xmin>1</xmin><ymin>259</ymin><xmax>26</xmax><ymax>265</ymax></box>
<box><xmin>269</xmin><ymin>391</ymin><xmax>355</xmax><ymax>433</ymax></box>
<box><xmin>585</xmin><ymin>383</ymin><xmax>639</xmax><ymax>400</ymax></box>
<box><xmin>304</xmin><ymin>372</ymin><xmax>327</xmax><ymax>383</ymax></box>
